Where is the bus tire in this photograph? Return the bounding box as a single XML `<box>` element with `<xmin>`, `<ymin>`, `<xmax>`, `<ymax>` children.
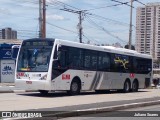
<box><xmin>132</xmin><ymin>80</ymin><xmax>139</xmax><ymax>92</ymax></box>
<box><xmin>123</xmin><ymin>80</ymin><xmax>131</xmax><ymax>93</ymax></box>
<box><xmin>39</xmin><ymin>90</ymin><xmax>48</xmax><ymax>96</ymax></box>
<box><xmin>68</xmin><ymin>79</ymin><xmax>81</xmax><ymax>95</ymax></box>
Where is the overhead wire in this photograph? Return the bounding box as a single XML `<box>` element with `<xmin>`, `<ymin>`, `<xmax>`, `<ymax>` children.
<box><xmin>46</xmin><ymin>0</ymin><xmax>80</xmax><ymax>10</ymax></box>
<box><xmin>85</xmin><ymin>3</ymin><xmax>128</xmax><ymax>11</ymax></box>
<box><xmin>134</xmin><ymin>0</ymin><xmax>146</xmax><ymax>6</ymax></box>
<box><xmin>1</xmin><ymin>0</ymin><xmax>142</xmax><ymax>43</ymax></box>
<box><xmin>85</xmin><ymin>16</ymin><xmax>127</xmax><ymax>44</ymax></box>
<box><xmin>111</xmin><ymin>0</ymin><xmax>134</xmax><ymax>8</ymax></box>
<box><xmin>46</xmin><ymin>22</ymin><xmax>78</xmax><ymax>34</ymax></box>
<box><xmin>86</xmin><ymin>13</ymin><xmax>130</xmax><ymax>27</ymax></box>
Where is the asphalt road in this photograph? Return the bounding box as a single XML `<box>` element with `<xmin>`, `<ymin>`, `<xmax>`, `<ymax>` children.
<box><xmin>1</xmin><ymin>89</ymin><xmax>160</xmax><ymax>119</ymax></box>
<box><xmin>0</xmin><ymin>89</ymin><xmax>160</xmax><ymax>111</ymax></box>
<box><xmin>61</xmin><ymin>105</ymin><xmax>160</xmax><ymax>120</ymax></box>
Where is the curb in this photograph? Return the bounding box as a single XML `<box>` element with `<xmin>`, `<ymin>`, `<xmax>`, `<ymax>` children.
<box><xmin>0</xmin><ymin>90</ymin><xmax>38</xmax><ymax>93</ymax></box>
<box><xmin>42</xmin><ymin>100</ymin><xmax>160</xmax><ymax>118</ymax></box>
<box><xmin>0</xmin><ymin>90</ymin><xmax>14</xmax><ymax>93</ymax></box>
<box><xmin>14</xmin><ymin>90</ymin><xmax>38</xmax><ymax>93</ymax></box>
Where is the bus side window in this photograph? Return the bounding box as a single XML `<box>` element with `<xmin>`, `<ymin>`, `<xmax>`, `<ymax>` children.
<box><xmin>98</xmin><ymin>52</ymin><xmax>110</xmax><ymax>71</ymax></box>
<box><xmin>90</xmin><ymin>51</ymin><xmax>97</xmax><ymax>70</ymax></box>
<box><xmin>84</xmin><ymin>50</ymin><xmax>91</xmax><ymax>69</ymax></box>
<box><xmin>58</xmin><ymin>50</ymin><xmax>67</xmax><ymax>69</ymax></box>
<box><xmin>67</xmin><ymin>47</ymin><xmax>83</xmax><ymax>69</ymax></box>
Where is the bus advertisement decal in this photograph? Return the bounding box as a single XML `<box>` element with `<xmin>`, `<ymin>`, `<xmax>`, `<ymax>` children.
<box><xmin>17</xmin><ymin>72</ymin><xmax>24</xmax><ymax>77</ymax></box>
<box><xmin>62</xmin><ymin>74</ymin><xmax>70</xmax><ymax>80</ymax></box>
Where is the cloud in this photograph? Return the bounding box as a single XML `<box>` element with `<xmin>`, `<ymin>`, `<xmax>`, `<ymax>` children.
<box><xmin>0</xmin><ymin>8</ymin><xmax>11</xmax><ymax>15</ymax></box>
<box><xmin>47</xmin><ymin>14</ymin><xmax>64</xmax><ymax>20</ymax></box>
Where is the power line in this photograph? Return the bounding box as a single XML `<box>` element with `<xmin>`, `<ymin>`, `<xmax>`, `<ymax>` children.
<box><xmin>111</xmin><ymin>0</ymin><xmax>134</xmax><ymax>8</ymax></box>
<box><xmin>84</xmin><ymin>3</ymin><xmax>126</xmax><ymax>11</ymax></box>
<box><xmin>58</xmin><ymin>6</ymin><xmax>129</xmax><ymax>44</ymax></box>
<box><xmin>134</xmin><ymin>0</ymin><xmax>146</xmax><ymax>6</ymax></box>
<box><xmin>85</xmin><ymin>16</ymin><xmax>127</xmax><ymax>44</ymax></box>
<box><xmin>60</xmin><ymin>8</ymin><xmax>86</xmax><ymax>43</ymax></box>
<box><xmin>86</xmin><ymin>13</ymin><xmax>130</xmax><ymax>27</ymax></box>
<box><xmin>46</xmin><ymin>0</ymin><xmax>80</xmax><ymax>10</ymax></box>
<box><xmin>82</xmin><ymin>33</ymin><xmax>101</xmax><ymax>44</ymax></box>
<box><xmin>46</xmin><ymin>22</ymin><xmax>78</xmax><ymax>34</ymax></box>
<box><xmin>47</xmin><ymin>0</ymin><xmax>130</xmax><ymax>27</ymax></box>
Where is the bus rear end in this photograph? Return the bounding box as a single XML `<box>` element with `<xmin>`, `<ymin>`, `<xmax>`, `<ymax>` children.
<box><xmin>15</xmin><ymin>38</ymin><xmax>54</xmax><ymax>91</ymax></box>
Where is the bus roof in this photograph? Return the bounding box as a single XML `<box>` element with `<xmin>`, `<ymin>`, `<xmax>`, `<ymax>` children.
<box><xmin>55</xmin><ymin>39</ymin><xmax>152</xmax><ymax>59</ymax></box>
<box><xmin>22</xmin><ymin>38</ymin><xmax>152</xmax><ymax>59</ymax></box>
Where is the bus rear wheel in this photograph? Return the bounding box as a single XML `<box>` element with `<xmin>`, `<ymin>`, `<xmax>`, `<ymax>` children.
<box><xmin>123</xmin><ymin>80</ymin><xmax>130</xmax><ymax>93</ymax></box>
<box><xmin>68</xmin><ymin>80</ymin><xmax>81</xmax><ymax>95</ymax></box>
<box><xmin>39</xmin><ymin>90</ymin><xmax>48</xmax><ymax>96</ymax></box>
<box><xmin>132</xmin><ymin>80</ymin><xmax>138</xmax><ymax>92</ymax></box>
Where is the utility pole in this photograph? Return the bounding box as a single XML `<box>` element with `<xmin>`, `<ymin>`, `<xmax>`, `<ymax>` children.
<box><xmin>128</xmin><ymin>0</ymin><xmax>133</xmax><ymax>49</ymax></box>
<box><xmin>111</xmin><ymin>0</ymin><xmax>134</xmax><ymax>49</ymax></box>
<box><xmin>79</xmin><ymin>11</ymin><xmax>82</xmax><ymax>43</ymax></box>
<box><xmin>42</xmin><ymin>0</ymin><xmax>46</xmax><ymax>38</ymax></box>
<box><xmin>39</xmin><ymin>0</ymin><xmax>46</xmax><ymax>38</ymax></box>
<box><xmin>60</xmin><ymin>8</ymin><xmax>84</xmax><ymax>43</ymax></box>
<box><xmin>39</xmin><ymin>0</ymin><xmax>42</xmax><ymax>38</ymax></box>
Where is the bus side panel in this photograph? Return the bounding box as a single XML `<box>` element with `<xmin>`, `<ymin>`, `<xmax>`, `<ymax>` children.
<box><xmin>51</xmin><ymin>70</ymin><xmax>97</xmax><ymax>91</ymax></box>
<box><xmin>136</xmin><ymin>74</ymin><xmax>151</xmax><ymax>88</ymax></box>
<box><xmin>98</xmin><ymin>73</ymin><xmax>151</xmax><ymax>90</ymax></box>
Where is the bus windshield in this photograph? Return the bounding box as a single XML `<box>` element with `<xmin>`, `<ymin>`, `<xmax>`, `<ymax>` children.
<box><xmin>17</xmin><ymin>43</ymin><xmax>53</xmax><ymax>72</ymax></box>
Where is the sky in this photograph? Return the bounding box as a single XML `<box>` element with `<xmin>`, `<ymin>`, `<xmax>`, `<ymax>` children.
<box><xmin>0</xmin><ymin>0</ymin><xmax>159</xmax><ymax>46</ymax></box>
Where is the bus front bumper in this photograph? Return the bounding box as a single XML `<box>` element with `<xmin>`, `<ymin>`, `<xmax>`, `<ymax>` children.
<box><xmin>15</xmin><ymin>79</ymin><xmax>51</xmax><ymax>91</ymax></box>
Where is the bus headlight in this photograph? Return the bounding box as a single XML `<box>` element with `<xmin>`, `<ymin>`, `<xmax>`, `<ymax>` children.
<box><xmin>39</xmin><ymin>74</ymin><xmax>47</xmax><ymax>80</ymax></box>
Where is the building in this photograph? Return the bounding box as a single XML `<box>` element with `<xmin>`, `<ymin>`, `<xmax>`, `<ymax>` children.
<box><xmin>136</xmin><ymin>2</ymin><xmax>160</xmax><ymax>60</ymax></box>
<box><xmin>0</xmin><ymin>39</ymin><xmax>22</xmax><ymax>44</ymax></box>
<box><xmin>0</xmin><ymin>28</ymin><xmax>17</xmax><ymax>39</ymax></box>
<box><xmin>0</xmin><ymin>39</ymin><xmax>21</xmax><ymax>83</ymax></box>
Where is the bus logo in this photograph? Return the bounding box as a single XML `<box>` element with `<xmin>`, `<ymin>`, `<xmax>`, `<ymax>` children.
<box><xmin>5</xmin><ymin>51</ymin><xmax>11</xmax><ymax>56</ymax></box>
<box><xmin>26</xmin><ymin>81</ymin><xmax>32</xmax><ymax>84</ymax></box>
<box><xmin>130</xmin><ymin>73</ymin><xmax>135</xmax><ymax>78</ymax></box>
<box><xmin>62</xmin><ymin>74</ymin><xmax>70</xmax><ymax>80</ymax></box>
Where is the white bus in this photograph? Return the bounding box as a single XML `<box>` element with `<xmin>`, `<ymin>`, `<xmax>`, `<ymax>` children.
<box><xmin>15</xmin><ymin>38</ymin><xmax>152</xmax><ymax>95</ymax></box>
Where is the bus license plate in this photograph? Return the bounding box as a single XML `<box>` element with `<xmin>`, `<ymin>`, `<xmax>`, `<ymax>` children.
<box><xmin>26</xmin><ymin>81</ymin><xmax>32</xmax><ymax>84</ymax></box>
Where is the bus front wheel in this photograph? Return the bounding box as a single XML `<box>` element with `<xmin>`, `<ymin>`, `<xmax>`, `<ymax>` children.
<box><xmin>67</xmin><ymin>79</ymin><xmax>81</xmax><ymax>95</ymax></box>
